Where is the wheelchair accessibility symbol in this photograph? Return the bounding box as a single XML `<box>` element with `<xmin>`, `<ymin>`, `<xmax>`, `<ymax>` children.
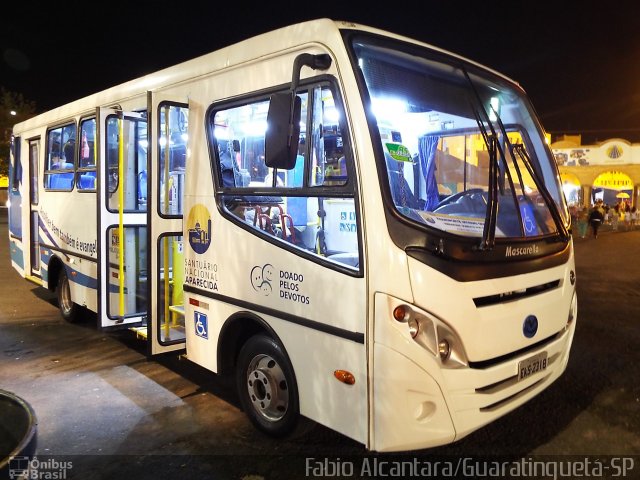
<box><xmin>520</xmin><ymin>204</ymin><xmax>539</xmax><ymax>236</ymax></box>
<box><xmin>194</xmin><ymin>311</ymin><xmax>208</xmax><ymax>339</ymax></box>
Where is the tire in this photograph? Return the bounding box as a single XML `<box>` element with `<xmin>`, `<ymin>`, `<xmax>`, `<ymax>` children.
<box><xmin>56</xmin><ymin>269</ymin><xmax>82</xmax><ymax>322</ymax></box>
<box><xmin>236</xmin><ymin>334</ymin><xmax>299</xmax><ymax>438</ymax></box>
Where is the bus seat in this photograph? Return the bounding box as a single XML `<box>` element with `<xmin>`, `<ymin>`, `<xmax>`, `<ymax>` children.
<box><xmin>50</xmin><ymin>172</ymin><xmax>74</xmax><ymax>190</ymax></box>
<box><xmin>79</xmin><ymin>172</ymin><xmax>96</xmax><ymax>189</ymax></box>
<box><xmin>385</xmin><ymin>152</ymin><xmax>421</xmax><ymax>209</ymax></box>
<box><xmin>279</xmin><ymin>212</ymin><xmax>296</xmax><ymax>244</ymax></box>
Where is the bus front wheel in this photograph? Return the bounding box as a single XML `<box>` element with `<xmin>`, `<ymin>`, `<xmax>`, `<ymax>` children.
<box><xmin>57</xmin><ymin>269</ymin><xmax>81</xmax><ymax>322</ymax></box>
<box><xmin>236</xmin><ymin>334</ymin><xmax>299</xmax><ymax>437</ymax></box>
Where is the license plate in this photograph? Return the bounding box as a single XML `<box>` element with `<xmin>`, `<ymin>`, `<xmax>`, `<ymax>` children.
<box><xmin>518</xmin><ymin>351</ymin><xmax>548</xmax><ymax>381</ymax></box>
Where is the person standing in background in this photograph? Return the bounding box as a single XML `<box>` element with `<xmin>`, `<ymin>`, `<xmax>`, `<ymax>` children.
<box><xmin>577</xmin><ymin>205</ymin><xmax>589</xmax><ymax>239</ymax></box>
<box><xmin>589</xmin><ymin>201</ymin><xmax>605</xmax><ymax>239</ymax></box>
<box><xmin>610</xmin><ymin>204</ymin><xmax>619</xmax><ymax>231</ymax></box>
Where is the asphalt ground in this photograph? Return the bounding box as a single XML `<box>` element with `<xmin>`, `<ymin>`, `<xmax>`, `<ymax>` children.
<box><xmin>1</xmin><ymin>207</ymin><xmax>639</xmax><ymax>479</ymax></box>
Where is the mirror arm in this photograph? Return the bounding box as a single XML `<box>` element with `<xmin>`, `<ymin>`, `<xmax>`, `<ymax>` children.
<box><xmin>287</xmin><ymin>54</ymin><xmax>332</xmax><ymax>147</ymax></box>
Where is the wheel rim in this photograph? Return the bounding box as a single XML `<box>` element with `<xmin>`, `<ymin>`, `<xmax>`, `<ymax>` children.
<box><xmin>59</xmin><ymin>274</ymin><xmax>73</xmax><ymax>316</ymax></box>
<box><xmin>245</xmin><ymin>354</ymin><xmax>289</xmax><ymax>422</ymax></box>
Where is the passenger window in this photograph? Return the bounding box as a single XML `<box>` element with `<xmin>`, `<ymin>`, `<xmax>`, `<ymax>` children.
<box><xmin>76</xmin><ymin>118</ymin><xmax>97</xmax><ymax>191</ymax></box>
<box><xmin>158</xmin><ymin>104</ymin><xmax>188</xmax><ymax>216</ymax></box>
<box><xmin>210</xmin><ymin>83</ymin><xmax>360</xmax><ymax>271</ymax></box>
<box><xmin>44</xmin><ymin>123</ymin><xmax>76</xmax><ymax>190</ymax></box>
<box><xmin>105</xmin><ymin>115</ymin><xmax>147</xmax><ymax>212</ymax></box>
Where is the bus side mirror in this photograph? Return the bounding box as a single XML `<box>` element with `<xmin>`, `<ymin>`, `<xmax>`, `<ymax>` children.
<box><xmin>265</xmin><ymin>92</ymin><xmax>301</xmax><ymax>170</ymax></box>
<box><xmin>265</xmin><ymin>53</ymin><xmax>332</xmax><ymax>171</ymax></box>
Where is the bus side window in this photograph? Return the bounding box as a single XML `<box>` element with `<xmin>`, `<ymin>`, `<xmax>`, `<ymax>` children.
<box><xmin>209</xmin><ymin>83</ymin><xmax>360</xmax><ymax>271</ymax></box>
<box><xmin>45</xmin><ymin>123</ymin><xmax>76</xmax><ymax>191</ymax></box>
<box><xmin>76</xmin><ymin>118</ymin><xmax>97</xmax><ymax>191</ymax></box>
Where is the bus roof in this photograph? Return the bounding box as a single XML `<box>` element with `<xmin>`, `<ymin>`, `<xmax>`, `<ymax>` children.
<box><xmin>13</xmin><ymin>18</ymin><xmax>515</xmax><ymax>133</ymax></box>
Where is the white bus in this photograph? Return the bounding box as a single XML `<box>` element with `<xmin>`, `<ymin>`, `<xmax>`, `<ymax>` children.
<box><xmin>6</xmin><ymin>19</ymin><xmax>577</xmax><ymax>452</ymax></box>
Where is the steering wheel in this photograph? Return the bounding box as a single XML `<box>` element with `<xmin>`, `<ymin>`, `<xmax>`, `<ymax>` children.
<box><xmin>435</xmin><ymin>188</ymin><xmax>486</xmax><ymax>210</ymax></box>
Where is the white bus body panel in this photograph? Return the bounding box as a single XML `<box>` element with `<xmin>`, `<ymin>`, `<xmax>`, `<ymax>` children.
<box><xmin>183</xmin><ymin>189</ymin><xmax>369</xmax><ymax>444</ymax></box>
<box><xmin>369</xmin><ymin>252</ymin><xmax>576</xmax><ymax>451</ymax></box>
<box><xmin>38</xmin><ymin>193</ymin><xmax>97</xmax><ymax>305</ymax></box>
<box><xmin>174</xmin><ymin>38</ymin><xmax>373</xmax><ymax>444</ymax></box>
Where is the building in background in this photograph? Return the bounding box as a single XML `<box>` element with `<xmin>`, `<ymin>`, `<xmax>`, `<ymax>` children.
<box><xmin>551</xmin><ymin>135</ymin><xmax>639</xmax><ymax>208</ymax></box>
<box><xmin>0</xmin><ymin>175</ymin><xmax>8</xmax><ymax>206</ymax></box>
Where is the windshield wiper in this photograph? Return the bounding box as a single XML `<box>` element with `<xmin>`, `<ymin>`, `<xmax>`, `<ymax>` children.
<box><xmin>486</xmin><ymin>102</ymin><xmax>570</xmax><ymax>242</ymax></box>
<box><xmin>464</xmin><ymin>68</ymin><xmax>525</xmax><ymax>249</ymax></box>
<box><xmin>510</xmin><ymin>142</ymin><xmax>570</xmax><ymax>241</ymax></box>
<box><xmin>469</xmin><ymin>105</ymin><xmax>498</xmax><ymax>249</ymax></box>
<box><xmin>464</xmin><ymin>66</ymin><xmax>569</xmax><ymax>245</ymax></box>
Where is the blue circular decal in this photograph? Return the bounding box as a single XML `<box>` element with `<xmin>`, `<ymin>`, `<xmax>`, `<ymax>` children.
<box><xmin>523</xmin><ymin>315</ymin><xmax>538</xmax><ymax>338</ymax></box>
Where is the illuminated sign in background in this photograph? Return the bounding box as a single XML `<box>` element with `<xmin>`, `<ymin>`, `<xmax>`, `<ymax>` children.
<box><xmin>552</xmin><ymin>140</ymin><xmax>640</xmax><ymax>166</ymax></box>
<box><xmin>592</xmin><ymin>171</ymin><xmax>633</xmax><ymax>189</ymax></box>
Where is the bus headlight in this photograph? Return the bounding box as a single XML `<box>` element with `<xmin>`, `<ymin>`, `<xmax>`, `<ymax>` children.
<box><xmin>438</xmin><ymin>339</ymin><xmax>451</xmax><ymax>361</ymax></box>
<box><xmin>392</xmin><ymin>303</ymin><xmax>467</xmax><ymax>368</ymax></box>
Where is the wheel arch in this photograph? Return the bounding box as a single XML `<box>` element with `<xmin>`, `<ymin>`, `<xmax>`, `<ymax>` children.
<box><xmin>217</xmin><ymin>311</ymin><xmax>289</xmax><ymax>376</ymax></box>
<box><xmin>46</xmin><ymin>254</ymin><xmax>66</xmax><ymax>292</ymax></box>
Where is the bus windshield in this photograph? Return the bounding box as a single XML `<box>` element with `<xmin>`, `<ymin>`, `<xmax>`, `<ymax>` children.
<box><xmin>351</xmin><ymin>36</ymin><xmax>569</xmax><ymax>243</ymax></box>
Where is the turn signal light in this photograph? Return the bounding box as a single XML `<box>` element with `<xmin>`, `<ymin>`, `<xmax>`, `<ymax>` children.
<box><xmin>334</xmin><ymin>370</ymin><xmax>356</xmax><ymax>385</ymax></box>
<box><xmin>393</xmin><ymin>305</ymin><xmax>409</xmax><ymax>322</ymax></box>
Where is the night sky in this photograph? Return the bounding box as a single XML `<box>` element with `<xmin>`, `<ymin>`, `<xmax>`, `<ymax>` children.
<box><xmin>2</xmin><ymin>1</ymin><xmax>640</xmax><ymax>144</ymax></box>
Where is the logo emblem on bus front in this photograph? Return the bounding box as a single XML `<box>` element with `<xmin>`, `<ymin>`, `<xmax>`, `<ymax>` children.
<box><xmin>523</xmin><ymin>315</ymin><xmax>538</xmax><ymax>338</ymax></box>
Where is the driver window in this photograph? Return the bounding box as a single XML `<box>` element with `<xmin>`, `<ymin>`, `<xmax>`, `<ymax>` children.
<box><xmin>212</xmin><ymin>96</ymin><xmax>307</xmax><ymax>190</ymax></box>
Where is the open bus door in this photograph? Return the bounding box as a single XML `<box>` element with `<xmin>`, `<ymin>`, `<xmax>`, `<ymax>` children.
<box><xmin>146</xmin><ymin>93</ymin><xmax>189</xmax><ymax>354</ymax></box>
<box><xmin>96</xmin><ymin>108</ymin><xmax>148</xmax><ymax>329</ymax></box>
<box><xmin>28</xmin><ymin>139</ymin><xmax>41</xmax><ymax>281</ymax></box>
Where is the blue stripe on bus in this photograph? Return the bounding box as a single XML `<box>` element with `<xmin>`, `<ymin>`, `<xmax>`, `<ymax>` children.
<box><xmin>108</xmin><ymin>282</ymin><xmax>128</xmax><ymax>294</ymax></box>
<box><xmin>67</xmin><ymin>267</ymin><xmax>98</xmax><ymax>290</ymax></box>
<box><xmin>40</xmin><ymin>248</ymin><xmax>52</xmax><ymax>282</ymax></box>
<box><xmin>38</xmin><ymin>216</ymin><xmax>61</xmax><ymax>251</ymax></box>
<box><xmin>9</xmin><ymin>240</ymin><xmax>24</xmax><ymax>269</ymax></box>
<box><xmin>37</xmin><ymin>250</ymin><xmax>98</xmax><ymax>290</ymax></box>
<box><xmin>8</xmin><ymin>196</ymin><xmax>23</xmax><ymax>238</ymax></box>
